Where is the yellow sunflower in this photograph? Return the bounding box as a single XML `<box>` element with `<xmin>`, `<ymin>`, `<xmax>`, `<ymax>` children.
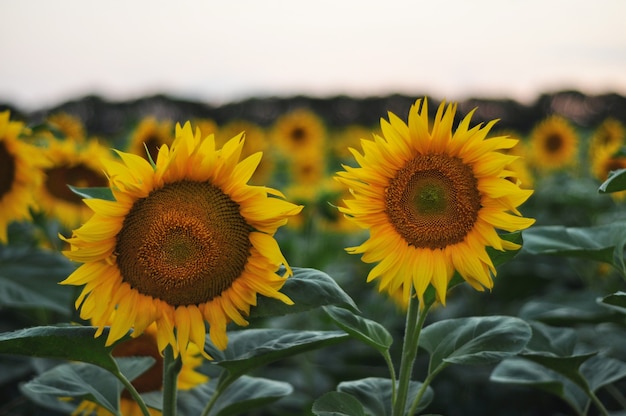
<box><xmin>38</xmin><ymin>138</ymin><xmax>113</xmax><ymax>230</ymax></box>
<box><xmin>591</xmin><ymin>145</ymin><xmax>626</xmax><ymax>200</ymax></box>
<box><xmin>0</xmin><ymin>111</ymin><xmax>47</xmax><ymax>243</ymax></box>
<box><xmin>218</xmin><ymin>120</ymin><xmax>274</xmax><ymax>185</ymax></box>
<box><xmin>589</xmin><ymin>117</ymin><xmax>625</xmax><ymax>159</ymax></box>
<box><xmin>127</xmin><ymin>117</ymin><xmax>174</xmax><ymax>162</ymax></box>
<box><xmin>46</xmin><ymin>112</ymin><xmax>86</xmax><ymax>141</ymax></box>
<box><xmin>336</xmin><ymin>99</ymin><xmax>535</xmax><ymax>306</ymax></box>
<box><xmin>61</xmin><ymin>123</ymin><xmax>302</xmax><ymax>358</ymax></box>
<box><xmin>72</xmin><ymin>321</ymin><xmax>207</xmax><ymax>416</ymax></box>
<box><xmin>270</xmin><ymin>108</ymin><xmax>326</xmax><ymax>157</ymax></box>
<box><xmin>529</xmin><ymin>115</ymin><xmax>579</xmax><ymax>172</ymax></box>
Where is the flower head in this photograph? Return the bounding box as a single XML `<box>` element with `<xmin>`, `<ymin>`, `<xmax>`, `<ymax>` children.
<box><xmin>336</xmin><ymin>99</ymin><xmax>535</xmax><ymax>306</ymax></box>
<box><xmin>61</xmin><ymin>123</ymin><xmax>302</xmax><ymax>357</ymax></box>
<box><xmin>0</xmin><ymin>111</ymin><xmax>46</xmax><ymax>243</ymax></box>
<box><xmin>529</xmin><ymin>115</ymin><xmax>578</xmax><ymax>172</ymax></box>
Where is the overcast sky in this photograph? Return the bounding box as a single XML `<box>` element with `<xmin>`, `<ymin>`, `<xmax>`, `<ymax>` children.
<box><xmin>1</xmin><ymin>0</ymin><xmax>625</xmax><ymax>110</ymax></box>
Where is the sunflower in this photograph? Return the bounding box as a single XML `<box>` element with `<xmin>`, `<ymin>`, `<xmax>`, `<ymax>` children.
<box><xmin>336</xmin><ymin>99</ymin><xmax>535</xmax><ymax>306</ymax></box>
<box><xmin>529</xmin><ymin>115</ymin><xmax>578</xmax><ymax>172</ymax></box>
<box><xmin>61</xmin><ymin>123</ymin><xmax>302</xmax><ymax>357</ymax></box>
<box><xmin>0</xmin><ymin>111</ymin><xmax>47</xmax><ymax>243</ymax></box>
<box><xmin>270</xmin><ymin>108</ymin><xmax>326</xmax><ymax>157</ymax></box>
<box><xmin>589</xmin><ymin>117</ymin><xmax>625</xmax><ymax>159</ymax></box>
<box><xmin>127</xmin><ymin>117</ymin><xmax>174</xmax><ymax>162</ymax></box>
<box><xmin>591</xmin><ymin>145</ymin><xmax>626</xmax><ymax>200</ymax></box>
<box><xmin>218</xmin><ymin>120</ymin><xmax>274</xmax><ymax>185</ymax></box>
<box><xmin>37</xmin><ymin>138</ymin><xmax>113</xmax><ymax>230</ymax></box>
<box><xmin>46</xmin><ymin>112</ymin><xmax>86</xmax><ymax>141</ymax></box>
<box><xmin>72</xmin><ymin>320</ymin><xmax>207</xmax><ymax>416</ymax></box>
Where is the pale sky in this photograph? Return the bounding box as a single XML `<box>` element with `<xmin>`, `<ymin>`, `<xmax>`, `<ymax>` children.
<box><xmin>1</xmin><ymin>0</ymin><xmax>625</xmax><ymax>110</ymax></box>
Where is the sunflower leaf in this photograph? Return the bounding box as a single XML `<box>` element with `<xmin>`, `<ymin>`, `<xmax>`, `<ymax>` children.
<box><xmin>311</xmin><ymin>391</ymin><xmax>366</xmax><ymax>416</ymax></box>
<box><xmin>249</xmin><ymin>267</ymin><xmax>359</xmax><ymax>318</ymax></box>
<box><xmin>598</xmin><ymin>291</ymin><xmax>626</xmax><ymax>315</ymax></box>
<box><xmin>19</xmin><ymin>357</ymin><xmax>155</xmax><ymax>415</ymax></box>
<box><xmin>0</xmin><ymin>325</ymin><xmax>119</xmax><ymax>373</ymax></box>
<box><xmin>67</xmin><ymin>185</ymin><xmax>115</xmax><ymax>201</ymax></box>
<box><xmin>598</xmin><ymin>168</ymin><xmax>626</xmax><ymax>193</ymax></box>
<box><xmin>419</xmin><ymin>316</ymin><xmax>532</xmax><ymax>372</ymax></box>
<box><xmin>212</xmin><ymin>376</ymin><xmax>292</xmax><ymax>416</ymax></box>
<box><xmin>490</xmin><ymin>358</ymin><xmax>588</xmax><ymax>414</ymax></box>
<box><xmin>205</xmin><ymin>329</ymin><xmax>349</xmax><ymax>378</ymax></box>
<box><xmin>0</xmin><ymin>245</ymin><xmax>75</xmax><ymax>314</ymax></box>
<box><xmin>323</xmin><ymin>306</ymin><xmax>393</xmax><ymax>353</ymax></box>
<box><xmin>521</xmin><ymin>224</ymin><xmax>626</xmax><ymax>276</ymax></box>
<box><xmin>336</xmin><ymin>377</ymin><xmax>433</xmax><ymax>416</ymax></box>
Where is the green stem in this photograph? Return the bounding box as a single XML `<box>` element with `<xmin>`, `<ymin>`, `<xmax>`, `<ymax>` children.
<box><xmin>587</xmin><ymin>387</ymin><xmax>610</xmax><ymax>416</ymax></box>
<box><xmin>200</xmin><ymin>372</ymin><xmax>237</xmax><ymax>416</ymax></box>
<box><xmin>162</xmin><ymin>345</ymin><xmax>182</xmax><ymax>416</ymax></box>
<box><xmin>605</xmin><ymin>383</ymin><xmax>626</xmax><ymax>409</ymax></box>
<box><xmin>113</xmin><ymin>370</ymin><xmax>151</xmax><ymax>416</ymax></box>
<box><xmin>407</xmin><ymin>364</ymin><xmax>445</xmax><ymax>416</ymax></box>
<box><xmin>383</xmin><ymin>350</ymin><xmax>397</xmax><ymax>401</ymax></box>
<box><xmin>391</xmin><ymin>294</ymin><xmax>430</xmax><ymax>416</ymax></box>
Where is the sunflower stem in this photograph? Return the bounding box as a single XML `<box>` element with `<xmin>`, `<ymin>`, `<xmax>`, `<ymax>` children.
<box><xmin>200</xmin><ymin>371</ymin><xmax>236</xmax><ymax>416</ymax></box>
<box><xmin>113</xmin><ymin>368</ymin><xmax>152</xmax><ymax>416</ymax></box>
<box><xmin>392</xmin><ymin>293</ymin><xmax>430</xmax><ymax>416</ymax></box>
<box><xmin>162</xmin><ymin>345</ymin><xmax>182</xmax><ymax>416</ymax></box>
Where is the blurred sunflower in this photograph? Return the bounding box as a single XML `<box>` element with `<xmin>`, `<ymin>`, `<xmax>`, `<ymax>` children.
<box><xmin>127</xmin><ymin>117</ymin><xmax>174</xmax><ymax>162</ymax></box>
<box><xmin>61</xmin><ymin>123</ymin><xmax>302</xmax><ymax>357</ymax></box>
<box><xmin>72</xmin><ymin>320</ymin><xmax>207</xmax><ymax>416</ymax></box>
<box><xmin>0</xmin><ymin>111</ymin><xmax>47</xmax><ymax>243</ymax></box>
<box><xmin>589</xmin><ymin>117</ymin><xmax>625</xmax><ymax>158</ymax></box>
<box><xmin>331</xmin><ymin>124</ymin><xmax>372</xmax><ymax>162</ymax></box>
<box><xmin>529</xmin><ymin>115</ymin><xmax>578</xmax><ymax>172</ymax></box>
<box><xmin>336</xmin><ymin>99</ymin><xmax>535</xmax><ymax>306</ymax></box>
<box><xmin>270</xmin><ymin>108</ymin><xmax>326</xmax><ymax>157</ymax></box>
<box><xmin>38</xmin><ymin>138</ymin><xmax>113</xmax><ymax>229</ymax></box>
<box><xmin>591</xmin><ymin>145</ymin><xmax>626</xmax><ymax>200</ymax></box>
<box><xmin>218</xmin><ymin>120</ymin><xmax>274</xmax><ymax>185</ymax></box>
<box><xmin>191</xmin><ymin>118</ymin><xmax>218</xmax><ymax>139</ymax></box>
<box><xmin>46</xmin><ymin>112</ymin><xmax>86</xmax><ymax>141</ymax></box>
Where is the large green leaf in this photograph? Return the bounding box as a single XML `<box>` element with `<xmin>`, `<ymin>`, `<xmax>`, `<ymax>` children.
<box><xmin>581</xmin><ymin>354</ymin><xmax>626</xmax><ymax>392</ymax></box>
<box><xmin>419</xmin><ymin>316</ymin><xmax>531</xmax><ymax>372</ymax></box>
<box><xmin>337</xmin><ymin>377</ymin><xmax>433</xmax><ymax>416</ymax></box>
<box><xmin>0</xmin><ymin>325</ymin><xmax>123</xmax><ymax>373</ymax></box>
<box><xmin>521</xmin><ymin>224</ymin><xmax>626</xmax><ymax>275</ymax></box>
<box><xmin>598</xmin><ymin>168</ymin><xmax>626</xmax><ymax>193</ymax></box>
<box><xmin>67</xmin><ymin>185</ymin><xmax>115</xmax><ymax>201</ymax></box>
<box><xmin>19</xmin><ymin>357</ymin><xmax>154</xmax><ymax>415</ymax></box>
<box><xmin>312</xmin><ymin>391</ymin><xmax>366</xmax><ymax>416</ymax></box>
<box><xmin>249</xmin><ymin>267</ymin><xmax>359</xmax><ymax>318</ymax></box>
<box><xmin>323</xmin><ymin>306</ymin><xmax>393</xmax><ymax>353</ymax></box>
<box><xmin>205</xmin><ymin>329</ymin><xmax>349</xmax><ymax>378</ymax></box>
<box><xmin>0</xmin><ymin>245</ymin><xmax>75</xmax><ymax>314</ymax></box>
<box><xmin>490</xmin><ymin>358</ymin><xmax>587</xmax><ymax>414</ymax></box>
<box><xmin>524</xmin><ymin>321</ymin><xmax>577</xmax><ymax>356</ymax></box>
<box><xmin>519</xmin><ymin>292</ymin><xmax>614</xmax><ymax>325</ymax></box>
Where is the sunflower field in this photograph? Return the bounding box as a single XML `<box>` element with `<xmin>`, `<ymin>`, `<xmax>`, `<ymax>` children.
<box><xmin>1</xmin><ymin>91</ymin><xmax>626</xmax><ymax>416</ymax></box>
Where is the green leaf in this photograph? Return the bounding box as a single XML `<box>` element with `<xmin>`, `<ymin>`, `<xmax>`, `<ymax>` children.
<box><xmin>67</xmin><ymin>185</ymin><xmax>115</xmax><ymax>201</ymax></box>
<box><xmin>205</xmin><ymin>329</ymin><xmax>349</xmax><ymax>378</ymax></box>
<box><xmin>491</xmin><ymin>358</ymin><xmax>588</xmax><ymax>414</ymax></box>
<box><xmin>312</xmin><ymin>391</ymin><xmax>366</xmax><ymax>416</ymax></box>
<box><xmin>0</xmin><ymin>245</ymin><xmax>75</xmax><ymax>314</ymax></box>
<box><xmin>213</xmin><ymin>376</ymin><xmax>292</xmax><ymax>416</ymax></box>
<box><xmin>599</xmin><ymin>291</ymin><xmax>626</xmax><ymax>314</ymax></box>
<box><xmin>337</xmin><ymin>377</ymin><xmax>433</xmax><ymax>416</ymax></box>
<box><xmin>20</xmin><ymin>357</ymin><xmax>155</xmax><ymax>415</ymax></box>
<box><xmin>581</xmin><ymin>354</ymin><xmax>626</xmax><ymax>392</ymax></box>
<box><xmin>524</xmin><ymin>321</ymin><xmax>578</xmax><ymax>356</ymax></box>
<box><xmin>249</xmin><ymin>267</ymin><xmax>359</xmax><ymax>318</ymax></box>
<box><xmin>419</xmin><ymin>316</ymin><xmax>532</xmax><ymax>372</ymax></box>
<box><xmin>323</xmin><ymin>306</ymin><xmax>393</xmax><ymax>353</ymax></box>
<box><xmin>520</xmin><ymin>352</ymin><xmax>597</xmax><ymax>393</ymax></box>
<box><xmin>521</xmin><ymin>224</ymin><xmax>626</xmax><ymax>276</ymax></box>
<box><xmin>598</xmin><ymin>168</ymin><xmax>626</xmax><ymax>193</ymax></box>
<box><xmin>520</xmin><ymin>292</ymin><xmax>614</xmax><ymax>325</ymax></box>
<box><xmin>0</xmin><ymin>325</ymin><xmax>120</xmax><ymax>373</ymax></box>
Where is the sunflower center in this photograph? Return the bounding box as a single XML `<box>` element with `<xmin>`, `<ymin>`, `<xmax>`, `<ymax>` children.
<box><xmin>291</xmin><ymin>127</ymin><xmax>306</xmax><ymax>142</ymax></box>
<box><xmin>115</xmin><ymin>180</ymin><xmax>252</xmax><ymax>306</ymax></box>
<box><xmin>545</xmin><ymin>134</ymin><xmax>563</xmax><ymax>153</ymax></box>
<box><xmin>385</xmin><ymin>154</ymin><xmax>481</xmax><ymax>250</ymax></box>
<box><xmin>0</xmin><ymin>142</ymin><xmax>16</xmax><ymax>198</ymax></box>
<box><xmin>112</xmin><ymin>332</ymin><xmax>163</xmax><ymax>395</ymax></box>
<box><xmin>45</xmin><ymin>164</ymin><xmax>108</xmax><ymax>204</ymax></box>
